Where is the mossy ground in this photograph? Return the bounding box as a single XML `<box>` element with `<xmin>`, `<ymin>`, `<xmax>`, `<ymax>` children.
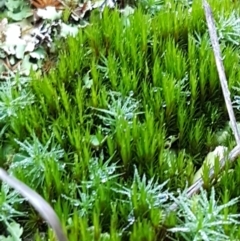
<box><xmin>1</xmin><ymin>0</ymin><xmax>240</xmax><ymax>240</ymax></box>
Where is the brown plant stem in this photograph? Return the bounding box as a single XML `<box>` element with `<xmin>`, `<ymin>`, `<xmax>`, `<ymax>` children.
<box><xmin>0</xmin><ymin>168</ymin><xmax>68</xmax><ymax>241</ymax></box>
<box><xmin>169</xmin><ymin>144</ymin><xmax>240</xmax><ymax>211</ymax></box>
<box><xmin>169</xmin><ymin>0</ymin><xmax>240</xmax><ymax>212</ymax></box>
<box><xmin>203</xmin><ymin>0</ymin><xmax>240</xmax><ymax>144</ymax></box>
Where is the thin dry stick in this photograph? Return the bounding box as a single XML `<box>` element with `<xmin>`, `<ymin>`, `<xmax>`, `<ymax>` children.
<box><xmin>0</xmin><ymin>168</ymin><xmax>68</xmax><ymax>241</ymax></box>
<box><xmin>203</xmin><ymin>0</ymin><xmax>240</xmax><ymax>144</ymax></box>
<box><xmin>169</xmin><ymin>145</ymin><xmax>240</xmax><ymax>211</ymax></box>
<box><xmin>169</xmin><ymin>0</ymin><xmax>240</xmax><ymax>211</ymax></box>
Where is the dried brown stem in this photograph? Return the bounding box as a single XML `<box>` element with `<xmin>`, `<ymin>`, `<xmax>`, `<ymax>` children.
<box><xmin>203</xmin><ymin>0</ymin><xmax>240</xmax><ymax>144</ymax></box>
<box><xmin>169</xmin><ymin>0</ymin><xmax>240</xmax><ymax>212</ymax></box>
<box><xmin>0</xmin><ymin>168</ymin><xmax>68</xmax><ymax>241</ymax></box>
<box><xmin>169</xmin><ymin>144</ymin><xmax>240</xmax><ymax>211</ymax></box>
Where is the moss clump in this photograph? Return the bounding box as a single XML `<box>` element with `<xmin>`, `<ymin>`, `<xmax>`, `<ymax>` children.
<box><xmin>1</xmin><ymin>0</ymin><xmax>240</xmax><ymax>240</ymax></box>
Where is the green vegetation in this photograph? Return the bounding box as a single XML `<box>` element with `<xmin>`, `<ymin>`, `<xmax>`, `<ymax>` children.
<box><xmin>1</xmin><ymin>0</ymin><xmax>240</xmax><ymax>240</ymax></box>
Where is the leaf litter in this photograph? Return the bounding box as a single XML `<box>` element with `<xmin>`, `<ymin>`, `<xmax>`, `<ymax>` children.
<box><xmin>0</xmin><ymin>0</ymin><xmax>135</xmax><ymax>78</ymax></box>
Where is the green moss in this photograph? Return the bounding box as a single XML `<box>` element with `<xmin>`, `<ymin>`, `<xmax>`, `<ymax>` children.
<box><xmin>1</xmin><ymin>0</ymin><xmax>240</xmax><ymax>240</ymax></box>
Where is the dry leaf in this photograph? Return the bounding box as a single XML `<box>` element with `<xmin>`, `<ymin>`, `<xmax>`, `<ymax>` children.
<box><xmin>31</xmin><ymin>0</ymin><xmax>62</xmax><ymax>9</ymax></box>
<box><xmin>0</xmin><ymin>18</ymin><xmax>8</xmax><ymax>42</ymax></box>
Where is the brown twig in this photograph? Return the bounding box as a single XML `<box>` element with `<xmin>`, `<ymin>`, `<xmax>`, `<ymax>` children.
<box><xmin>169</xmin><ymin>144</ymin><xmax>240</xmax><ymax>211</ymax></box>
<box><xmin>0</xmin><ymin>168</ymin><xmax>68</xmax><ymax>241</ymax></box>
<box><xmin>203</xmin><ymin>0</ymin><xmax>240</xmax><ymax>145</ymax></box>
<box><xmin>169</xmin><ymin>0</ymin><xmax>240</xmax><ymax>212</ymax></box>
